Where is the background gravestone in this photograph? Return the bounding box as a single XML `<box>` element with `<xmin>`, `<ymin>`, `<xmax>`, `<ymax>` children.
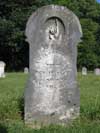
<box><xmin>0</xmin><ymin>61</ymin><xmax>6</xmax><ymax>78</ymax></box>
<box><xmin>25</xmin><ymin>5</ymin><xmax>82</xmax><ymax>126</ymax></box>
<box><xmin>24</xmin><ymin>67</ymin><xmax>29</xmax><ymax>74</ymax></box>
<box><xmin>94</xmin><ymin>68</ymin><xmax>100</xmax><ymax>76</ymax></box>
<box><xmin>82</xmin><ymin>67</ymin><xmax>87</xmax><ymax>75</ymax></box>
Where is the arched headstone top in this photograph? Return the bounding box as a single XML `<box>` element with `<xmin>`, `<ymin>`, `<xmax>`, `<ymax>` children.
<box><xmin>25</xmin><ymin>5</ymin><xmax>82</xmax><ymax>46</ymax></box>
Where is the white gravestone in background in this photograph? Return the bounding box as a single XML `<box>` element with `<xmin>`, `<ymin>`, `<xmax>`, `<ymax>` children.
<box><xmin>94</xmin><ymin>68</ymin><xmax>100</xmax><ymax>76</ymax></box>
<box><xmin>82</xmin><ymin>67</ymin><xmax>87</xmax><ymax>75</ymax></box>
<box><xmin>24</xmin><ymin>67</ymin><xmax>29</xmax><ymax>74</ymax></box>
<box><xmin>0</xmin><ymin>61</ymin><xmax>6</xmax><ymax>78</ymax></box>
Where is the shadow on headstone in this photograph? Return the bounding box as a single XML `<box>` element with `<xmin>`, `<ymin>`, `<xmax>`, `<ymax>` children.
<box><xmin>18</xmin><ymin>96</ymin><xmax>24</xmax><ymax>120</ymax></box>
<box><xmin>0</xmin><ymin>124</ymin><xmax>7</xmax><ymax>133</ymax></box>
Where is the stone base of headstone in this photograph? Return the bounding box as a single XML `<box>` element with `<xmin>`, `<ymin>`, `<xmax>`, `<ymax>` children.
<box><xmin>25</xmin><ymin>81</ymin><xmax>80</xmax><ymax>126</ymax></box>
<box><xmin>25</xmin><ymin>108</ymin><xmax>79</xmax><ymax>128</ymax></box>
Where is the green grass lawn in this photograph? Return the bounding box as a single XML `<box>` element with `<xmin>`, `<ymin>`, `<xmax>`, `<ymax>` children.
<box><xmin>0</xmin><ymin>73</ymin><xmax>100</xmax><ymax>133</ymax></box>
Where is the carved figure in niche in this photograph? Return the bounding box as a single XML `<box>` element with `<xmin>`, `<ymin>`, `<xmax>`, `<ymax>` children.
<box><xmin>49</xmin><ymin>19</ymin><xmax>59</xmax><ymax>40</ymax></box>
<box><xmin>46</xmin><ymin>18</ymin><xmax>62</xmax><ymax>44</ymax></box>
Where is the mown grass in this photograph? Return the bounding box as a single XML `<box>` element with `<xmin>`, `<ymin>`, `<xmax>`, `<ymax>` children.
<box><xmin>0</xmin><ymin>73</ymin><xmax>100</xmax><ymax>133</ymax></box>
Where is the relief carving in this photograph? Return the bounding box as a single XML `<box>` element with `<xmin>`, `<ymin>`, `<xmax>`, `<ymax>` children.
<box><xmin>45</xmin><ymin>17</ymin><xmax>64</xmax><ymax>45</ymax></box>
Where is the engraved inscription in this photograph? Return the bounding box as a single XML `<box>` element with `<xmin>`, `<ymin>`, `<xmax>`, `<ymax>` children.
<box><xmin>32</xmin><ymin>47</ymin><xmax>72</xmax><ymax>114</ymax></box>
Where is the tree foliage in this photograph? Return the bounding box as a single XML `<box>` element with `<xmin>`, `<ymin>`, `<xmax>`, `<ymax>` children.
<box><xmin>0</xmin><ymin>0</ymin><xmax>100</xmax><ymax>71</ymax></box>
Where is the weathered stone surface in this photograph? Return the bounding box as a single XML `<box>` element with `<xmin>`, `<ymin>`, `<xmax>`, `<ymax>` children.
<box><xmin>82</xmin><ymin>67</ymin><xmax>87</xmax><ymax>75</ymax></box>
<box><xmin>25</xmin><ymin>5</ymin><xmax>82</xmax><ymax>125</ymax></box>
<box><xmin>0</xmin><ymin>61</ymin><xmax>6</xmax><ymax>78</ymax></box>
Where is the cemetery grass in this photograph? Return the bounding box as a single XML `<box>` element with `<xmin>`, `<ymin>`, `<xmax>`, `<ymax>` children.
<box><xmin>0</xmin><ymin>73</ymin><xmax>100</xmax><ymax>133</ymax></box>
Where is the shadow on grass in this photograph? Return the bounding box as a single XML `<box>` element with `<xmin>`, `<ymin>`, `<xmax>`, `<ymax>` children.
<box><xmin>18</xmin><ymin>96</ymin><xmax>24</xmax><ymax>120</ymax></box>
<box><xmin>0</xmin><ymin>123</ymin><xmax>7</xmax><ymax>133</ymax></box>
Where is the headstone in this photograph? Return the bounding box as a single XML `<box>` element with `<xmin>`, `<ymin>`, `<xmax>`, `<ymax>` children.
<box><xmin>0</xmin><ymin>61</ymin><xmax>6</xmax><ymax>78</ymax></box>
<box><xmin>82</xmin><ymin>67</ymin><xmax>87</xmax><ymax>75</ymax></box>
<box><xmin>24</xmin><ymin>67</ymin><xmax>29</xmax><ymax>74</ymax></box>
<box><xmin>94</xmin><ymin>68</ymin><xmax>100</xmax><ymax>75</ymax></box>
<box><xmin>25</xmin><ymin>5</ymin><xmax>82</xmax><ymax>126</ymax></box>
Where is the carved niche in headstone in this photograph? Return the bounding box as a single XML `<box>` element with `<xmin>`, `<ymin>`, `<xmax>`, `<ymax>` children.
<box><xmin>25</xmin><ymin>5</ymin><xmax>82</xmax><ymax>125</ymax></box>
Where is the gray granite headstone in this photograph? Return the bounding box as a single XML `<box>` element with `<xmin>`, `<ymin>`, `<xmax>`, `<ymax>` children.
<box><xmin>25</xmin><ymin>5</ymin><xmax>82</xmax><ymax>126</ymax></box>
<box><xmin>24</xmin><ymin>67</ymin><xmax>29</xmax><ymax>74</ymax></box>
<box><xmin>82</xmin><ymin>67</ymin><xmax>87</xmax><ymax>75</ymax></box>
<box><xmin>94</xmin><ymin>68</ymin><xmax>100</xmax><ymax>76</ymax></box>
<box><xmin>0</xmin><ymin>61</ymin><xmax>6</xmax><ymax>78</ymax></box>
